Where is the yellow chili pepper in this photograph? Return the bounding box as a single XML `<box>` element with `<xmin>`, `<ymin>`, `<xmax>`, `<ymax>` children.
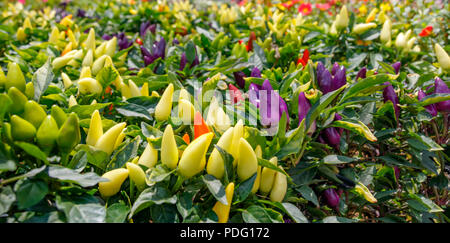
<box><xmin>98</xmin><ymin>168</ymin><xmax>129</xmax><ymax>198</ymax></box>
<box><xmin>95</xmin><ymin>122</ymin><xmax>127</xmax><ymax>155</ymax></box>
<box><xmin>138</xmin><ymin>137</ymin><xmax>158</xmax><ymax>169</ymax></box>
<box><xmin>178</xmin><ymin>132</ymin><xmax>214</xmax><ymax>178</ymax></box>
<box><xmin>230</xmin><ymin>119</ymin><xmax>244</xmax><ymax>167</ymax></box>
<box><xmin>206</xmin><ymin>127</ymin><xmax>234</xmax><ymax>179</ymax></box>
<box><xmin>259</xmin><ymin>156</ymin><xmax>278</xmax><ymax>195</ymax></box>
<box><xmin>161</xmin><ymin>124</ymin><xmax>179</xmax><ymax>169</ymax></box>
<box><xmin>269</xmin><ymin>167</ymin><xmax>287</xmax><ymax>202</ymax></box>
<box><xmin>86</xmin><ymin>110</ymin><xmax>103</xmax><ymax>146</ymax></box>
<box><xmin>212</xmin><ymin>182</ymin><xmax>235</xmax><ymax>223</ymax></box>
<box><xmin>126</xmin><ymin>162</ymin><xmax>147</xmax><ymax>191</ymax></box>
<box><xmin>155</xmin><ymin>83</ymin><xmax>174</xmax><ymax>121</ymax></box>
<box><xmin>237</xmin><ymin>137</ymin><xmax>258</xmax><ymax>181</ymax></box>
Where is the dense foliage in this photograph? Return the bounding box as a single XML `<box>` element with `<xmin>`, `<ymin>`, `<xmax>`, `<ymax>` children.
<box><xmin>0</xmin><ymin>0</ymin><xmax>449</xmax><ymax>223</ymax></box>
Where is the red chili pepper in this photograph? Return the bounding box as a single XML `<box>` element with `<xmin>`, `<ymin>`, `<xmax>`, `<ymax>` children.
<box><xmin>296</xmin><ymin>49</ymin><xmax>309</xmax><ymax>67</ymax></box>
<box><xmin>194</xmin><ymin>111</ymin><xmax>210</xmax><ymax>140</ymax></box>
<box><xmin>246</xmin><ymin>32</ymin><xmax>256</xmax><ymax>52</ymax></box>
<box><xmin>229</xmin><ymin>84</ymin><xmax>244</xmax><ymax>104</ymax></box>
<box><xmin>238</xmin><ymin>40</ymin><xmax>244</xmax><ymax>45</ymax></box>
<box><xmin>419</xmin><ymin>26</ymin><xmax>433</xmax><ymax>37</ymax></box>
<box><xmin>182</xmin><ymin>133</ymin><xmax>190</xmax><ymax>145</ymax></box>
<box><xmin>136</xmin><ymin>38</ymin><xmax>143</xmax><ymax>45</ymax></box>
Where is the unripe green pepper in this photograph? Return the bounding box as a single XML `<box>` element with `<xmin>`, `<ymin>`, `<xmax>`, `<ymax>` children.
<box><xmin>2</xmin><ymin>122</ymin><xmax>13</xmax><ymax>142</ymax></box>
<box><xmin>11</xmin><ymin>115</ymin><xmax>36</xmax><ymax>141</ymax></box>
<box><xmin>126</xmin><ymin>162</ymin><xmax>147</xmax><ymax>191</ymax></box>
<box><xmin>25</xmin><ymin>82</ymin><xmax>34</xmax><ymax>99</ymax></box>
<box><xmin>5</xmin><ymin>62</ymin><xmax>26</xmax><ymax>93</ymax></box>
<box><xmin>0</xmin><ymin>68</ymin><xmax>7</xmax><ymax>88</ymax></box>
<box><xmin>98</xmin><ymin>168</ymin><xmax>129</xmax><ymax>198</ymax></box>
<box><xmin>23</xmin><ymin>100</ymin><xmax>47</xmax><ymax>128</ymax></box>
<box><xmin>36</xmin><ymin>115</ymin><xmax>59</xmax><ymax>153</ymax></box>
<box><xmin>211</xmin><ymin>32</ymin><xmax>225</xmax><ymax>49</ymax></box>
<box><xmin>7</xmin><ymin>87</ymin><xmax>28</xmax><ymax>115</ymax></box>
<box><xmin>56</xmin><ymin>112</ymin><xmax>81</xmax><ymax>153</ymax></box>
<box><xmin>50</xmin><ymin>105</ymin><xmax>67</xmax><ymax>128</ymax></box>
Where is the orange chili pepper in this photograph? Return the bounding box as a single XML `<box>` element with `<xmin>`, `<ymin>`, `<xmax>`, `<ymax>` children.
<box><xmin>182</xmin><ymin>133</ymin><xmax>190</xmax><ymax>144</ymax></box>
<box><xmin>194</xmin><ymin>111</ymin><xmax>210</xmax><ymax>140</ymax></box>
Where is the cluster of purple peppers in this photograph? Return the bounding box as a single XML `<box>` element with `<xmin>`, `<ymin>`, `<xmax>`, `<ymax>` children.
<box><xmin>240</xmin><ymin>67</ymin><xmax>289</xmax><ymax>127</ymax></box>
<box><xmin>418</xmin><ymin>77</ymin><xmax>450</xmax><ymax>115</ymax></box>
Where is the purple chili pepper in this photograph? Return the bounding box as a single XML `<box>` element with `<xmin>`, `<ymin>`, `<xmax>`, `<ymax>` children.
<box><xmin>355</xmin><ymin>67</ymin><xmax>367</xmax><ymax>81</ymax></box>
<box><xmin>172</xmin><ymin>38</ymin><xmax>180</xmax><ymax>45</ymax></box>
<box><xmin>323</xmin><ymin>188</ymin><xmax>340</xmax><ymax>209</ymax></box>
<box><xmin>248</xmin><ymin>83</ymin><xmax>261</xmax><ymax>108</ymax></box>
<box><xmin>140</xmin><ymin>21</ymin><xmax>151</xmax><ymax>38</ymax></box>
<box><xmin>324</xmin><ymin>127</ymin><xmax>341</xmax><ymax>149</ymax></box>
<box><xmin>279</xmin><ymin>95</ymin><xmax>290</xmax><ymax>125</ymax></box>
<box><xmin>319</xmin><ymin>69</ymin><xmax>333</xmax><ymax>94</ymax></box>
<box><xmin>298</xmin><ymin>92</ymin><xmax>315</xmax><ymax>134</ymax></box>
<box><xmin>418</xmin><ymin>90</ymin><xmax>437</xmax><ymax>117</ymax></box>
<box><xmin>332</xmin><ymin>65</ymin><xmax>346</xmax><ymax>91</ymax></box>
<box><xmin>316</xmin><ymin>62</ymin><xmax>326</xmax><ymax>88</ymax></box>
<box><xmin>331</xmin><ymin>62</ymin><xmax>340</xmax><ymax>76</ymax></box>
<box><xmin>180</xmin><ymin>52</ymin><xmax>187</xmax><ymax>71</ymax></box>
<box><xmin>251</xmin><ymin>67</ymin><xmax>261</xmax><ymax>78</ymax></box>
<box><xmin>383</xmin><ymin>82</ymin><xmax>400</xmax><ymax>120</ymax></box>
<box><xmin>102</xmin><ymin>34</ymin><xmax>112</xmax><ymax>41</ymax></box>
<box><xmin>153</xmin><ymin>37</ymin><xmax>166</xmax><ymax>60</ymax></box>
<box><xmin>434</xmin><ymin>77</ymin><xmax>450</xmax><ymax>113</ymax></box>
<box><xmin>149</xmin><ymin>24</ymin><xmax>157</xmax><ymax>34</ymax></box>
<box><xmin>233</xmin><ymin>71</ymin><xmax>246</xmax><ymax>89</ymax></box>
<box><xmin>391</xmin><ymin>62</ymin><xmax>401</xmax><ymax>74</ymax></box>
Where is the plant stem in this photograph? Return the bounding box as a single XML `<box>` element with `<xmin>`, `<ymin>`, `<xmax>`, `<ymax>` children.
<box><xmin>172</xmin><ymin>175</ymin><xmax>185</xmax><ymax>193</ymax></box>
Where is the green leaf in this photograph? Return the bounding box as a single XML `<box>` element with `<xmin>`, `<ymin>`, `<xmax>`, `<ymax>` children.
<box><xmin>129</xmin><ymin>185</ymin><xmax>177</xmax><ymax>219</ymax></box>
<box><xmin>108</xmin><ymin>136</ymin><xmax>141</xmax><ymax>170</ymax></box>
<box><xmin>185</xmin><ymin>40</ymin><xmax>196</xmax><ymax>64</ymax></box>
<box><xmin>282</xmin><ymin>202</ymin><xmax>308</xmax><ymax>223</ymax></box>
<box><xmin>0</xmin><ymin>94</ymin><xmax>12</xmax><ymax>121</ymax></box>
<box><xmin>214</xmin><ymin>145</ymin><xmax>234</xmax><ymax>184</ymax></box>
<box><xmin>322</xmin><ymin>155</ymin><xmax>357</xmax><ymax>165</ymax></box>
<box><xmin>340</xmin><ymin>74</ymin><xmax>390</xmax><ymax>102</ymax></box>
<box><xmin>68</xmin><ymin>203</ymin><xmax>106</xmax><ymax>223</ymax></box>
<box><xmin>14</xmin><ymin>142</ymin><xmax>48</xmax><ymax>164</ymax></box>
<box><xmin>75</xmin><ymin>145</ymin><xmax>109</xmax><ymax>170</ymax></box>
<box><xmin>242</xmin><ymin>205</ymin><xmax>274</xmax><ymax>223</ymax></box>
<box><xmin>0</xmin><ymin>186</ymin><xmax>15</xmax><ymax>215</ymax></box>
<box><xmin>96</xmin><ymin>66</ymin><xmax>119</xmax><ymax>89</ymax></box>
<box><xmin>297</xmin><ymin>186</ymin><xmax>319</xmax><ymax>207</ymax></box>
<box><xmin>407</xmin><ymin>194</ymin><xmax>443</xmax><ymax>213</ymax></box>
<box><xmin>106</xmin><ymin>203</ymin><xmax>130</xmax><ymax>223</ymax></box>
<box><xmin>258</xmin><ymin>158</ymin><xmax>290</xmax><ymax>179</ymax></box>
<box><xmin>305</xmin><ymin>85</ymin><xmax>346</xmax><ymax>131</ymax></box>
<box><xmin>116</xmin><ymin>103</ymin><xmax>152</xmax><ymax>121</ymax></box>
<box><xmin>332</xmin><ymin>119</ymin><xmax>377</xmax><ymax>142</ymax></box>
<box><xmin>16</xmin><ymin>179</ymin><xmax>48</xmax><ymax>209</ymax></box>
<box><xmin>32</xmin><ymin>58</ymin><xmax>54</xmax><ymax>102</ymax></box>
<box><xmin>68</xmin><ymin>103</ymin><xmax>111</xmax><ymax>119</ymax></box>
<box><xmin>47</xmin><ymin>165</ymin><xmax>108</xmax><ymax>187</ymax></box>
<box><xmin>147</xmin><ymin>164</ymin><xmax>174</xmax><ymax>185</ymax></box>
<box><xmin>348</xmin><ymin>53</ymin><xmax>367</xmax><ymax>71</ymax></box>
<box><xmin>201</xmin><ymin>174</ymin><xmax>228</xmax><ymax>205</ymax></box>
<box><xmin>235</xmin><ymin>173</ymin><xmax>257</xmax><ymax>203</ymax></box>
